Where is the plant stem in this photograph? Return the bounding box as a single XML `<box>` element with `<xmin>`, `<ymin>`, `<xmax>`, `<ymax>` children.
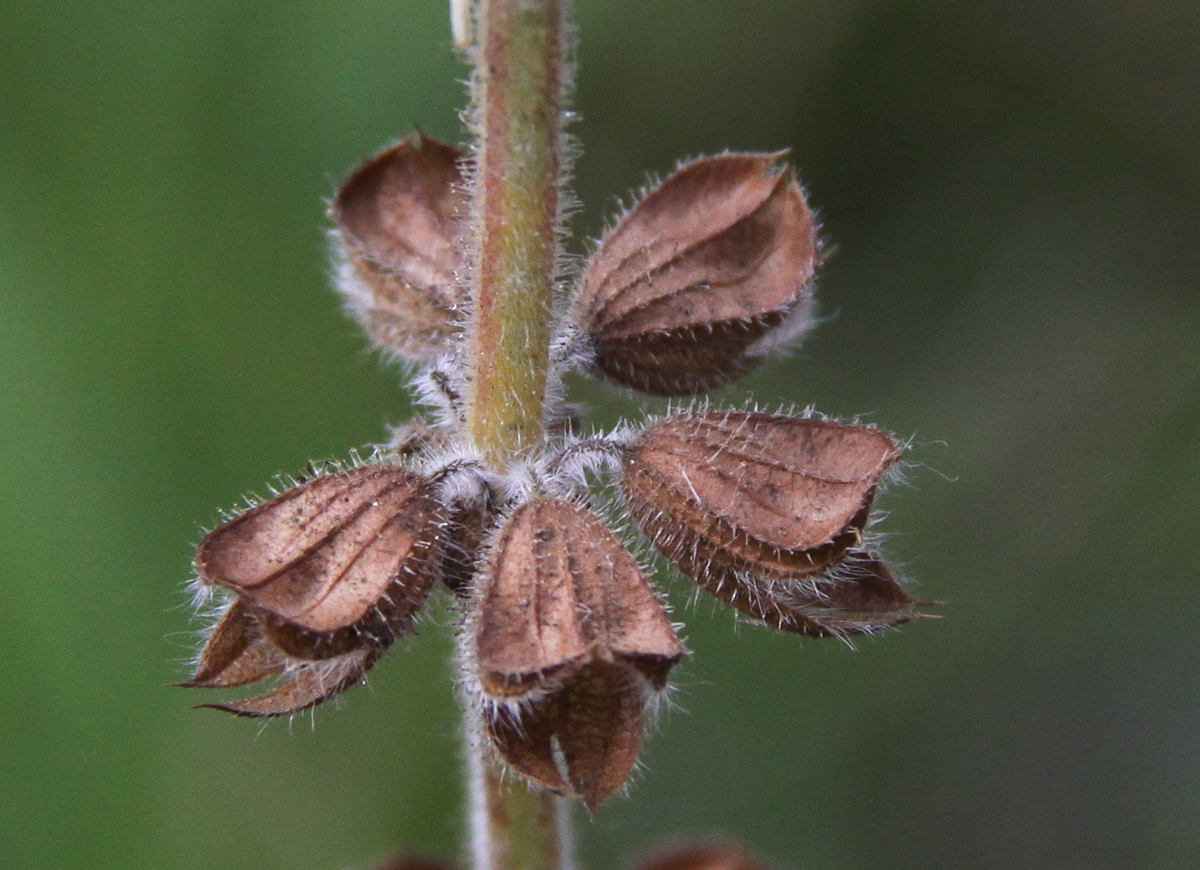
<box><xmin>464</xmin><ymin>0</ymin><xmax>564</xmax><ymax>467</ymax></box>
<box><xmin>460</xmin><ymin>2</ymin><xmax>571</xmax><ymax>870</ymax></box>
<box><xmin>465</xmin><ymin>713</ymin><xmax>572</xmax><ymax>870</ymax></box>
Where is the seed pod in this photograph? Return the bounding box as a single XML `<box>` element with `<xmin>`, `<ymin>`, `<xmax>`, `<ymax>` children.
<box><xmin>474</xmin><ymin>497</ymin><xmax>683</xmax><ymax>699</ymax></box>
<box><xmin>195</xmin><ymin>464</ymin><xmax>444</xmax><ymax>660</ymax></box>
<box><xmin>199</xmin><ymin>647</ymin><xmax>381</xmax><ymax>718</ymax></box>
<box><xmin>176</xmin><ymin>599</ymin><xmax>285</xmax><ymax>689</ymax></box>
<box><xmin>621</xmin><ymin>411</ymin><xmax>901</xmax><ymax>581</ymax></box>
<box><xmin>485</xmin><ymin>661</ymin><xmax>647</xmax><ymax>813</ymax></box>
<box><xmin>550</xmin><ymin>660</ymin><xmax>646</xmax><ymax>810</ymax></box>
<box><xmin>572</xmin><ymin>153</ymin><xmax>818</xmax><ymax>395</ymax></box>
<box><xmin>472</xmin><ymin>497</ymin><xmax>684</xmax><ymax>808</ymax></box>
<box><xmin>331</xmin><ymin>134</ymin><xmax>467</xmax><ymax>361</ymax></box>
<box><xmin>488</xmin><ymin>702</ymin><xmax>569</xmax><ymax>793</ymax></box>
<box><xmin>696</xmin><ymin>551</ymin><xmax>918</xmax><ymax>638</ymax></box>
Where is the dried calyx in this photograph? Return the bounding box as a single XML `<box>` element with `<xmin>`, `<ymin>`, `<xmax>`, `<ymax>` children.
<box><xmin>571</xmin><ymin>153</ymin><xmax>819</xmax><ymax>395</ymax></box>
<box><xmin>330</xmin><ymin>135</ymin><xmax>467</xmax><ymax>362</ymax></box>
<box><xmin>621</xmin><ymin>411</ymin><xmax>915</xmax><ymax>637</ymax></box>
<box><xmin>472</xmin><ymin>498</ymin><xmax>684</xmax><ymax>811</ymax></box>
<box><xmin>183</xmin><ymin>464</ymin><xmax>443</xmax><ymax>715</ymax></box>
<box><xmin>331</xmin><ymin>135</ymin><xmax>821</xmax><ymax>393</ymax></box>
<box><xmin>183</xmin><ymin>131</ymin><xmax>925</xmax><ymax>809</ymax></box>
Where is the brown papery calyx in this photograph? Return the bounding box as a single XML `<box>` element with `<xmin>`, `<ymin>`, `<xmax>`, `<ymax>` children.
<box><xmin>177</xmin><ymin>599</ymin><xmax>285</xmax><ymax>689</ymax></box>
<box><xmin>473</xmin><ymin>497</ymin><xmax>684</xmax><ymax>809</ymax></box>
<box><xmin>331</xmin><ymin>134</ymin><xmax>467</xmax><ymax>361</ymax></box>
<box><xmin>198</xmin><ymin>649</ymin><xmax>382</xmax><ymax>718</ymax></box>
<box><xmin>690</xmin><ymin>551</ymin><xmax>919</xmax><ymax>638</ymax></box>
<box><xmin>573</xmin><ymin>153</ymin><xmax>818</xmax><ymax>395</ymax></box>
<box><xmin>182</xmin><ymin>464</ymin><xmax>445</xmax><ymax>715</ymax></box>
<box><xmin>621</xmin><ymin>410</ymin><xmax>916</xmax><ymax>635</ymax></box>
<box><xmin>195</xmin><ymin>464</ymin><xmax>444</xmax><ymax>660</ymax></box>
<box><xmin>623</xmin><ymin>411</ymin><xmax>901</xmax><ymax>577</ymax></box>
<box><xmin>180</xmin><ymin>597</ymin><xmax>385</xmax><ymax>717</ymax></box>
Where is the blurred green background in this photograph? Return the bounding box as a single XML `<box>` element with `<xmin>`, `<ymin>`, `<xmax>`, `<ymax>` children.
<box><xmin>3</xmin><ymin>1</ymin><xmax>1198</xmax><ymax>868</ymax></box>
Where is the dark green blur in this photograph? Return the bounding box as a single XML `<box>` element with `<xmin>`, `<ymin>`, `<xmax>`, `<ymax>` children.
<box><xmin>2</xmin><ymin>2</ymin><xmax>1197</xmax><ymax>868</ymax></box>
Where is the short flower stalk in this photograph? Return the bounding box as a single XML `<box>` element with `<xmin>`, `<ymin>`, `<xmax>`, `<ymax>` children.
<box><xmin>178</xmin><ymin>2</ymin><xmax>929</xmax><ymax>869</ymax></box>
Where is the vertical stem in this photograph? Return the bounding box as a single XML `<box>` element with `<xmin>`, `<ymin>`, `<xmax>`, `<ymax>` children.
<box><xmin>466</xmin><ymin>715</ymin><xmax>573</xmax><ymax>870</ymax></box>
<box><xmin>460</xmin><ymin>3</ymin><xmax>571</xmax><ymax>870</ymax></box>
<box><xmin>464</xmin><ymin>0</ymin><xmax>564</xmax><ymax>467</ymax></box>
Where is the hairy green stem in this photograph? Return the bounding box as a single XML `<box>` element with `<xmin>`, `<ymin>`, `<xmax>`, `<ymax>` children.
<box><xmin>459</xmin><ymin>2</ymin><xmax>571</xmax><ymax>870</ymax></box>
<box><xmin>466</xmin><ymin>722</ymin><xmax>572</xmax><ymax>870</ymax></box>
<box><xmin>464</xmin><ymin>0</ymin><xmax>564</xmax><ymax>466</ymax></box>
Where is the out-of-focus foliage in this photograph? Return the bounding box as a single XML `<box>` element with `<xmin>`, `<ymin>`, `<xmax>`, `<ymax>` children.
<box><xmin>1</xmin><ymin>2</ymin><xmax>1197</xmax><ymax>869</ymax></box>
